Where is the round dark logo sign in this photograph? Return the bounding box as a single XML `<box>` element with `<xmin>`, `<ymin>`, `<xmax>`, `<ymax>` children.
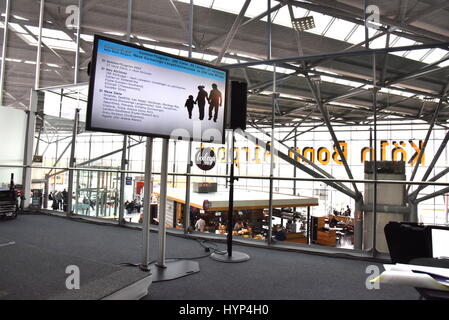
<box><xmin>195</xmin><ymin>148</ymin><xmax>216</xmax><ymax>171</ymax></box>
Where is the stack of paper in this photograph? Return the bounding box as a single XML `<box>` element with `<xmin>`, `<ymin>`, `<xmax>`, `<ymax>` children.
<box><xmin>373</xmin><ymin>264</ymin><xmax>449</xmax><ymax>291</ymax></box>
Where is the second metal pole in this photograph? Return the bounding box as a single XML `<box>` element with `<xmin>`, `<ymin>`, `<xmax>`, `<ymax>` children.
<box><xmin>140</xmin><ymin>137</ymin><xmax>153</xmax><ymax>271</ymax></box>
<box><xmin>227</xmin><ymin>130</ymin><xmax>235</xmax><ymax>256</ymax></box>
<box><xmin>157</xmin><ymin>138</ymin><xmax>170</xmax><ymax>268</ymax></box>
<box><xmin>67</xmin><ymin>108</ymin><xmax>80</xmax><ymax>215</ymax></box>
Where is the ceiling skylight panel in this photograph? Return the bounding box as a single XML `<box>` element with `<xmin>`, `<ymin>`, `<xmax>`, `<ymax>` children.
<box><xmin>202</xmin><ymin>53</ymin><xmax>217</xmax><ymax>61</ymax></box>
<box><xmin>8</xmin><ymin>23</ymin><xmax>38</xmax><ymax>45</ymax></box>
<box><xmin>327</xmin><ymin>19</ymin><xmax>357</xmax><ymax>41</ymax></box>
<box><xmin>212</xmin><ymin>0</ymin><xmax>247</xmax><ymax>14</ymax></box>
<box><xmin>246</xmin><ymin>0</ymin><xmax>280</xmax><ymax>20</ymax></box>
<box><xmin>346</xmin><ymin>26</ymin><xmax>377</xmax><ymax>45</ymax></box>
<box><xmin>79</xmin><ymin>34</ymin><xmax>93</xmax><ymax>42</ymax></box>
<box><xmin>390</xmin><ymin>36</ymin><xmax>416</xmax><ymax>48</ymax></box>
<box><xmin>143</xmin><ymin>43</ymin><xmax>157</xmax><ymax>50</ymax></box>
<box><xmin>369</xmin><ymin>33</ymin><xmax>388</xmax><ymax>49</ymax></box>
<box><xmin>45</xmin><ymin>38</ymin><xmax>80</xmax><ymax>52</ymax></box>
<box><xmin>179</xmin><ymin>50</ymin><xmax>189</xmax><ymax>57</ymax></box>
<box><xmin>222</xmin><ymin>57</ymin><xmax>239</xmax><ymax>64</ymax></box>
<box><xmin>380</xmin><ymin>87</ymin><xmax>415</xmax><ymax>98</ymax></box>
<box><xmin>404</xmin><ymin>48</ymin><xmax>431</xmax><ymax>61</ymax></box>
<box><xmin>438</xmin><ymin>59</ymin><xmax>449</xmax><ymax>68</ymax></box>
<box><xmin>422</xmin><ymin>48</ymin><xmax>449</xmax><ymax>64</ymax></box>
<box><xmin>5</xmin><ymin>58</ymin><xmax>22</xmax><ymax>63</ymax></box>
<box><xmin>307</xmin><ymin>12</ymin><xmax>334</xmax><ymax>35</ymax></box>
<box><xmin>8</xmin><ymin>22</ymin><xmax>28</xmax><ymax>34</ymax></box>
<box><xmin>272</xmin><ymin>6</ymin><xmax>292</xmax><ymax>27</ymax></box>
<box><xmin>103</xmin><ymin>31</ymin><xmax>125</xmax><ymax>37</ymax></box>
<box><xmin>137</xmin><ymin>35</ymin><xmax>159</xmax><ymax>42</ymax></box>
<box><xmin>12</xmin><ymin>15</ymin><xmax>29</xmax><ymax>21</ymax></box>
<box><xmin>155</xmin><ymin>46</ymin><xmax>180</xmax><ymax>56</ymax></box>
<box><xmin>178</xmin><ymin>0</ymin><xmax>213</xmax><ymax>7</ymax></box>
<box><xmin>25</xmin><ymin>25</ymin><xmax>72</xmax><ymax>41</ymax></box>
<box><xmin>250</xmin><ymin>64</ymin><xmax>269</xmax><ymax>71</ymax></box>
<box><xmin>292</xmin><ymin>6</ymin><xmax>309</xmax><ymax>18</ymax></box>
<box><xmin>192</xmin><ymin>52</ymin><xmax>204</xmax><ymax>59</ymax></box>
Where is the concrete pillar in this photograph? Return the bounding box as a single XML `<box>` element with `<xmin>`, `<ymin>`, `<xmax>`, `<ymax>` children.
<box><xmin>363</xmin><ymin>161</ymin><xmax>407</xmax><ymax>253</ymax></box>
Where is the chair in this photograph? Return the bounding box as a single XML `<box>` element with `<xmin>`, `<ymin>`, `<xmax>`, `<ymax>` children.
<box><xmin>384</xmin><ymin>222</ymin><xmax>449</xmax><ymax>300</ymax></box>
<box><xmin>384</xmin><ymin>221</ymin><xmax>429</xmax><ymax>264</ymax></box>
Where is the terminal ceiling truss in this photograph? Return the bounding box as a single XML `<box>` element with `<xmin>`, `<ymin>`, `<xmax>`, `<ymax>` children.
<box><xmin>0</xmin><ymin>0</ymin><xmax>448</xmax><ymax>130</ymax></box>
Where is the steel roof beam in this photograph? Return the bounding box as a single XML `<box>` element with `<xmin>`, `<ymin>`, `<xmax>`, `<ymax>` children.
<box><xmin>215</xmin><ymin>0</ymin><xmax>252</xmax><ymax>65</ymax></box>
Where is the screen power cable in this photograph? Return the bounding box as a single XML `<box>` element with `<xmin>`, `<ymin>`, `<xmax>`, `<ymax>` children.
<box><xmin>118</xmin><ymin>238</ymin><xmax>228</xmax><ymax>282</ymax></box>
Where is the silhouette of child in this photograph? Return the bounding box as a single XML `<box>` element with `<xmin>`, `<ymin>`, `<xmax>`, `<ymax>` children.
<box><xmin>185</xmin><ymin>95</ymin><xmax>195</xmax><ymax>119</ymax></box>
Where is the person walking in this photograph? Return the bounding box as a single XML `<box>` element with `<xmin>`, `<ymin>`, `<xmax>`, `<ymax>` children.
<box><xmin>208</xmin><ymin>83</ymin><xmax>222</xmax><ymax>122</ymax></box>
<box><xmin>195</xmin><ymin>86</ymin><xmax>208</xmax><ymax>120</ymax></box>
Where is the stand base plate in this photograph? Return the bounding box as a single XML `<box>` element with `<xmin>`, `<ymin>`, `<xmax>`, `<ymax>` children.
<box><xmin>210</xmin><ymin>251</ymin><xmax>250</xmax><ymax>263</ymax></box>
<box><xmin>149</xmin><ymin>260</ymin><xmax>200</xmax><ymax>282</ymax></box>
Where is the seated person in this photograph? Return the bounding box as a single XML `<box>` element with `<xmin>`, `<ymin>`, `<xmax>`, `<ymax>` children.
<box><xmin>273</xmin><ymin>225</ymin><xmax>287</xmax><ymax>241</ymax></box>
<box><xmin>234</xmin><ymin>220</ymin><xmax>244</xmax><ymax>231</ymax></box>
<box><xmin>329</xmin><ymin>216</ymin><xmax>339</xmax><ymax>228</ymax></box>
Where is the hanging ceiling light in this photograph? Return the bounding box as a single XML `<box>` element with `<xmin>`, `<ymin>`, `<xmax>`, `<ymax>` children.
<box><xmin>292</xmin><ymin>16</ymin><xmax>316</xmax><ymax>31</ymax></box>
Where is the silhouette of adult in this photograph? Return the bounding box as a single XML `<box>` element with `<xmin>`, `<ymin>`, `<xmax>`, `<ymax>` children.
<box><xmin>208</xmin><ymin>83</ymin><xmax>222</xmax><ymax>122</ymax></box>
<box><xmin>195</xmin><ymin>85</ymin><xmax>208</xmax><ymax>120</ymax></box>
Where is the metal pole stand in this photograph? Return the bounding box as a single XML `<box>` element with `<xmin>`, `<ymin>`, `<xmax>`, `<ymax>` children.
<box><xmin>140</xmin><ymin>137</ymin><xmax>153</xmax><ymax>273</ymax></box>
<box><xmin>210</xmin><ymin>130</ymin><xmax>250</xmax><ymax>263</ymax></box>
<box><xmin>149</xmin><ymin>138</ymin><xmax>200</xmax><ymax>280</ymax></box>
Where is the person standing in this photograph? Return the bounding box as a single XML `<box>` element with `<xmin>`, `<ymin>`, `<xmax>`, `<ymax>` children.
<box><xmin>195</xmin><ymin>86</ymin><xmax>208</xmax><ymax>120</ymax></box>
<box><xmin>55</xmin><ymin>191</ymin><xmax>63</xmax><ymax>210</ymax></box>
<box><xmin>62</xmin><ymin>189</ymin><xmax>68</xmax><ymax>212</ymax></box>
<box><xmin>195</xmin><ymin>216</ymin><xmax>206</xmax><ymax>232</ymax></box>
<box><xmin>51</xmin><ymin>191</ymin><xmax>58</xmax><ymax>210</ymax></box>
<box><xmin>208</xmin><ymin>83</ymin><xmax>222</xmax><ymax>122</ymax></box>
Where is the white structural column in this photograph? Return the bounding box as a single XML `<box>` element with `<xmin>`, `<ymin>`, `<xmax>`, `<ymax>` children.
<box><xmin>34</xmin><ymin>0</ymin><xmax>45</xmax><ymax>90</ymax></box>
<box><xmin>22</xmin><ymin>90</ymin><xmax>38</xmax><ymax>208</ymax></box>
<box><xmin>0</xmin><ymin>0</ymin><xmax>11</xmax><ymax>105</ymax></box>
<box><xmin>74</xmin><ymin>0</ymin><xmax>83</xmax><ymax>84</ymax></box>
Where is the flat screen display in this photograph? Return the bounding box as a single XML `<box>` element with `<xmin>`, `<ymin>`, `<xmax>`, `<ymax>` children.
<box><xmin>431</xmin><ymin>228</ymin><xmax>449</xmax><ymax>259</ymax></box>
<box><xmin>87</xmin><ymin>35</ymin><xmax>228</xmax><ymax>143</ymax></box>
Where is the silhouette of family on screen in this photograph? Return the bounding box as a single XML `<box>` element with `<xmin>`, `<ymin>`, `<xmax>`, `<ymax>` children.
<box><xmin>185</xmin><ymin>84</ymin><xmax>222</xmax><ymax>122</ymax></box>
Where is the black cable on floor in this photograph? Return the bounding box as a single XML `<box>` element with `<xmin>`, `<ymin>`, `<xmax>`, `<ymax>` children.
<box><xmin>118</xmin><ymin>237</ymin><xmax>227</xmax><ymax>268</ymax></box>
